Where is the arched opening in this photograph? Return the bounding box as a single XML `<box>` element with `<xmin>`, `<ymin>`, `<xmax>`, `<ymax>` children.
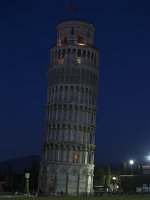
<box><xmin>48</xmin><ymin>178</ymin><xmax>55</xmax><ymax>193</ymax></box>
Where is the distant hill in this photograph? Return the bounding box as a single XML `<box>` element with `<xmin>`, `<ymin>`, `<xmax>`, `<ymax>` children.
<box><xmin>0</xmin><ymin>155</ymin><xmax>40</xmax><ymax>173</ymax></box>
<box><xmin>0</xmin><ymin>155</ymin><xmax>120</xmax><ymax>174</ymax></box>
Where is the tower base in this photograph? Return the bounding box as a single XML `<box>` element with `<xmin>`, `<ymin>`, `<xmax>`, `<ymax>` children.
<box><xmin>38</xmin><ymin>162</ymin><xmax>94</xmax><ymax>196</ymax></box>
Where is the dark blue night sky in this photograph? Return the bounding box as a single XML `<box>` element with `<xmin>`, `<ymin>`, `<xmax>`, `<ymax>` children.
<box><xmin>0</xmin><ymin>0</ymin><xmax>150</xmax><ymax>164</ymax></box>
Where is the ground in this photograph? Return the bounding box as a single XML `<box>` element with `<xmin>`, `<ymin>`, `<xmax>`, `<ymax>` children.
<box><xmin>0</xmin><ymin>195</ymin><xmax>150</xmax><ymax>200</ymax></box>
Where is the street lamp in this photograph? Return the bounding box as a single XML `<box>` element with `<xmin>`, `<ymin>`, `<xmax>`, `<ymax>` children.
<box><xmin>112</xmin><ymin>176</ymin><xmax>116</xmax><ymax>180</ymax></box>
<box><xmin>129</xmin><ymin>160</ymin><xmax>134</xmax><ymax>174</ymax></box>
<box><xmin>25</xmin><ymin>172</ymin><xmax>30</xmax><ymax>195</ymax></box>
<box><xmin>112</xmin><ymin>176</ymin><xmax>117</xmax><ymax>191</ymax></box>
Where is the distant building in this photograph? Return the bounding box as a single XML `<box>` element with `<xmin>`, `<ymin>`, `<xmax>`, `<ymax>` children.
<box><xmin>142</xmin><ymin>165</ymin><xmax>150</xmax><ymax>175</ymax></box>
<box><xmin>38</xmin><ymin>20</ymin><xmax>99</xmax><ymax>195</ymax></box>
<box><xmin>0</xmin><ymin>181</ymin><xmax>6</xmax><ymax>192</ymax></box>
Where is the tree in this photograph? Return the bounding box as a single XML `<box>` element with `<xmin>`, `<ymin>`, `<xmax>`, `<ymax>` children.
<box><xmin>104</xmin><ymin>166</ymin><xmax>111</xmax><ymax>190</ymax></box>
<box><xmin>94</xmin><ymin>164</ymin><xmax>105</xmax><ymax>186</ymax></box>
<box><xmin>120</xmin><ymin>161</ymin><xmax>127</xmax><ymax>174</ymax></box>
<box><xmin>28</xmin><ymin>160</ymin><xmax>40</xmax><ymax>193</ymax></box>
<box><xmin>5</xmin><ymin>165</ymin><xmax>13</xmax><ymax>192</ymax></box>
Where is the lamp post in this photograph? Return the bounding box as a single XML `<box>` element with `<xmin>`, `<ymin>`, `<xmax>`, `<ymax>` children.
<box><xmin>112</xmin><ymin>176</ymin><xmax>117</xmax><ymax>191</ymax></box>
<box><xmin>129</xmin><ymin>160</ymin><xmax>134</xmax><ymax>174</ymax></box>
<box><xmin>25</xmin><ymin>172</ymin><xmax>30</xmax><ymax>195</ymax></box>
<box><xmin>112</xmin><ymin>176</ymin><xmax>116</xmax><ymax>182</ymax></box>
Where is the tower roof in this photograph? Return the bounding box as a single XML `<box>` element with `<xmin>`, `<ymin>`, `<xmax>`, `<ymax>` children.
<box><xmin>57</xmin><ymin>20</ymin><xmax>95</xmax><ymax>31</ymax></box>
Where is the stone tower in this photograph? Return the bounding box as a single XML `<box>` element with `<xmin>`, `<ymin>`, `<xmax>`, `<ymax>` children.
<box><xmin>38</xmin><ymin>20</ymin><xmax>99</xmax><ymax>195</ymax></box>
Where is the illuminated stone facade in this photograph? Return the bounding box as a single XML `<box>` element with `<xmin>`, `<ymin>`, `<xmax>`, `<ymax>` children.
<box><xmin>38</xmin><ymin>20</ymin><xmax>99</xmax><ymax>195</ymax></box>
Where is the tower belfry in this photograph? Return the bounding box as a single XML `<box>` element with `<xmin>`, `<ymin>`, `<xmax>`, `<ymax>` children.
<box><xmin>38</xmin><ymin>20</ymin><xmax>99</xmax><ymax>195</ymax></box>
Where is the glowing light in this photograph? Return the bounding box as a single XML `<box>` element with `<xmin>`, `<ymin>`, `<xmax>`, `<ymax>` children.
<box><xmin>146</xmin><ymin>155</ymin><xmax>150</xmax><ymax>161</ymax></box>
<box><xmin>58</xmin><ymin>58</ymin><xmax>64</xmax><ymax>65</ymax></box>
<box><xmin>75</xmin><ymin>42</ymin><xmax>86</xmax><ymax>46</ymax></box>
<box><xmin>77</xmin><ymin>43</ymin><xmax>85</xmax><ymax>46</ymax></box>
<box><xmin>77</xmin><ymin>57</ymin><xmax>81</xmax><ymax>64</ymax></box>
<box><xmin>129</xmin><ymin>160</ymin><xmax>134</xmax><ymax>165</ymax></box>
<box><xmin>112</xmin><ymin>176</ymin><xmax>116</xmax><ymax>180</ymax></box>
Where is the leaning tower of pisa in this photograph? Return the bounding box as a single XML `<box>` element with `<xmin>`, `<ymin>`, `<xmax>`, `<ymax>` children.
<box><xmin>38</xmin><ymin>20</ymin><xmax>99</xmax><ymax>195</ymax></box>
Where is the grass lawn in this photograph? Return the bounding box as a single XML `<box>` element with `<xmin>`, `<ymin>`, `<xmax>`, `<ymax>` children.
<box><xmin>1</xmin><ymin>195</ymin><xmax>150</xmax><ymax>200</ymax></box>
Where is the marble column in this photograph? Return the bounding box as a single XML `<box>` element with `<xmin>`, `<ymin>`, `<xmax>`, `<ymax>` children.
<box><xmin>77</xmin><ymin>173</ymin><xmax>81</xmax><ymax>194</ymax></box>
<box><xmin>66</xmin><ymin>173</ymin><xmax>69</xmax><ymax>194</ymax></box>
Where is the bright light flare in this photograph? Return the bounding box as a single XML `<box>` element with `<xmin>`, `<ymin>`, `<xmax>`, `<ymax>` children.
<box><xmin>146</xmin><ymin>155</ymin><xmax>150</xmax><ymax>161</ymax></box>
<box><xmin>129</xmin><ymin>160</ymin><xmax>134</xmax><ymax>165</ymax></box>
<box><xmin>78</xmin><ymin>43</ymin><xmax>85</xmax><ymax>46</ymax></box>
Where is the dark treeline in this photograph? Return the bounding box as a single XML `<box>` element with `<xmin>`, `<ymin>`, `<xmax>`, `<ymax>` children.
<box><xmin>0</xmin><ymin>160</ymin><xmax>40</xmax><ymax>193</ymax></box>
<box><xmin>1</xmin><ymin>161</ymin><xmax>118</xmax><ymax>193</ymax></box>
<box><xmin>93</xmin><ymin>164</ymin><xmax>120</xmax><ymax>190</ymax></box>
<box><xmin>0</xmin><ymin>160</ymin><xmax>146</xmax><ymax>193</ymax></box>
